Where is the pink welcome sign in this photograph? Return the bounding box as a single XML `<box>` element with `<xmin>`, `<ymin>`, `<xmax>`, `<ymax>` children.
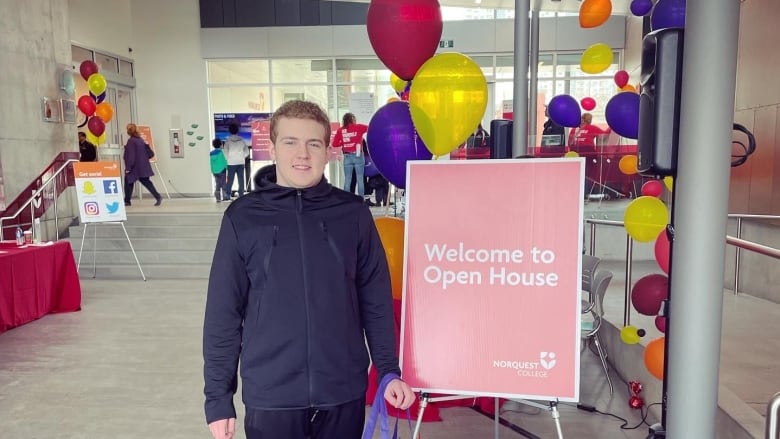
<box><xmin>400</xmin><ymin>159</ymin><xmax>584</xmax><ymax>401</ymax></box>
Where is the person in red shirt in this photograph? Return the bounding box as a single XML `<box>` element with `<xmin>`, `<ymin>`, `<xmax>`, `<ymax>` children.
<box><xmin>568</xmin><ymin>113</ymin><xmax>607</xmax><ymax>154</ymax></box>
<box><xmin>332</xmin><ymin>113</ymin><xmax>369</xmax><ymax>197</ymax></box>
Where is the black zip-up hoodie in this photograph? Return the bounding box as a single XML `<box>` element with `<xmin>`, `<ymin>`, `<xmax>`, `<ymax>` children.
<box><xmin>203</xmin><ymin>165</ymin><xmax>400</xmax><ymax>424</ymax></box>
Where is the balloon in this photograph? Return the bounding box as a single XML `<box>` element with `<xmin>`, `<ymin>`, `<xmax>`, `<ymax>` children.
<box><xmin>655</xmin><ymin>315</ymin><xmax>667</xmax><ymax>333</ymax></box>
<box><xmin>87</xmin><ymin>116</ymin><xmax>106</xmax><ymax>137</ymax></box>
<box><xmin>663</xmin><ymin>176</ymin><xmax>674</xmax><ymax>191</ymax></box>
<box><xmin>618</xmin><ymin>155</ymin><xmax>638</xmax><ymax>175</ymax></box>
<box><xmin>374</xmin><ymin>217</ymin><xmax>405</xmax><ymax>300</ymax></box>
<box><xmin>564</xmin><ymin>151</ymin><xmax>580</xmax><ymax>158</ymax></box>
<box><xmin>620</xmin><ymin>326</ymin><xmax>641</xmax><ymax>345</ymax></box>
<box><xmin>86</xmin><ymin>131</ymin><xmax>99</xmax><ymax>145</ymax></box>
<box><xmin>390</xmin><ymin>73</ymin><xmax>407</xmax><ymax>94</ymax></box>
<box><xmin>61</xmin><ymin>71</ymin><xmax>76</xmax><ymax>96</ymax></box>
<box><xmin>88</xmin><ymin>73</ymin><xmax>108</xmax><ymax>96</ymax></box>
<box><xmin>580</xmin><ymin>43</ymin><xmax>614</xmax><ymax>74</ymax></box>
<box><xmin>97</xmin><ymin>133</ymin><xmax>106</xmax><ymax>145</ymax></box>
<box><xmin>644</xmin><ymin>337</ymin><xmax>665</xmax><ymax>380</ymax></box>
<box><xmin>621</xmin><ymin>84</ymin><xmax>638</xmax><ymax>93</ymax></box>
<box><xmin>630</xmin><ymin>0</ymin><xmax>654</xmax><ymax>16</ymax></box>
<box><xmin>367</xmin><ymin>0</ymin><xmax>442</xmax><ymax>81</ymax></box>
<box><xmin>363</xmin><ymin>147</ymin><xmax>380</xmax><ymax>178</ymax></box>
<box><xmin>579</xmin><ymin>0</ymin><xmax>612</xmax><ymax>28</ymax></box>
<box><xmin>95</xmin><ymin>102</ymin><xmax>114</xmax><ymax>123</ymax></box>
<box><xmin>654</xmin><ymin>229</ymin><xmax>670</xmax><ymax>274</ymax></box>
<box><xmin>624</xmin><ymin>196</ymin><xmax>668</xmax><ymax>242</ymax></box>
<box><xmin>580</xmin><ymin>97</ymin><xmax>596</xmax><ymax>111</ymax></box>
<box><xmin>606</xmin><ymin>92</ymin><xmax>640</xmax><ymax>139</ymax></box>
<box><xmin>631</xmin><ymin>273</ymin><xmax>669</xmax><ymax>315</ymax></box>
<box><xmin>387</xmin><ymin>97</ymin><xmax>400</xmax><ymax>104</ymax></box>
<box><xmin>79</xmin><ymin>60</ymin><xmax>99</xmax><ymax>81</ymax></box>
<box><xmin>90</xmin><ymin>91</ymin><xmax>106</xmax><ymax>104</ymax></box>
<box><xmin>77</xmin><ymin>95</ymin><xmax>96</xmax><ymax>116</ymax></box>
<box><xmin>641</xmin><ymin>180</ymin><xmax>664</xmax><ymax>197</ymax></box>
<box><xmin>409</xmin><ymin>53</ymin><xmax>487</xmax><ymax>157</ymax></box>
<box><xmin>367</xmin><ymin>101</ymin><xmax>433</xmax><ymax>189</ymax></box>
<box><xmin>651</xmin><ymin>0</ymin><xmax>686</xmax><ymax>30</ymax></box>
<box><xmin>614</xmin><ymin>70</ymin><xmax>630</xmax><ymax>88</ymax></box>
<box><xmin>548</xmin><ymin>95</ymin><xmax>582</xmax><ymax>128</ymax></box>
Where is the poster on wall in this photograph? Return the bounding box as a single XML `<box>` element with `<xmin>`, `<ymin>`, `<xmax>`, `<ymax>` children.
<box><xmin>400</xmin><ymin>159</ymin><xmax>584</xmax><ymax>401</ymax></box>
<box><xmin>214</xmin><ymin>113</ymin><xmax>272</xmax><ymax>161</ymax></box>
<box><xmin>72</xmin><ymin>161</ymin><xmax>127</xmax><ymax>223</ymax></box>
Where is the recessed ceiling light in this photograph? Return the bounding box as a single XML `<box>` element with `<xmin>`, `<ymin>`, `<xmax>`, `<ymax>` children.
<box><xmin>475</xmin><ymin>0</ymin><xmax>482</xmax><ymax>4</ymax></box>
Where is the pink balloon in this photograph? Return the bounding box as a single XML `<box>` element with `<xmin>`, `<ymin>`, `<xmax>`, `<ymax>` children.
<box><xmin>654</xmin><ymin>229</ymin><xmax>670</xmax><ymax>274</ymax></box>
<box><xmin>631</xmin><ymin>273</ymin><xmax>669</xmax><ymax>316</ymax></box>
<box><xmin>642</xmin><ymin>180</ymin><xmax>664</xmax><ymax>197</ymax></box>
<box><xmin>87</xmin><ymin>116</ymin><xmax>105</xmax><ymax>137</ymax></box>
<box><xmin>580</xmin><ymin>97</ymin><xmax>597</xmax><ymax>111</ymax></box>
<box><xmin>614</xmin><ymin>70</ymin><xmax>630</xmax><ymax>88</ymax></box>
<box><xmin>655</xmin><ymin>315</ymin><xmax>667</xmax><ymax>333</ymax></box>
<box><xmin>79</xmin><ymin>60</ymin><xmax>99</xmax><ymax>81</ymax></box>
<box><xmin>367</xmin><ymin>0</ymin><xmax>442</xmax><ymax>81</ymax></box>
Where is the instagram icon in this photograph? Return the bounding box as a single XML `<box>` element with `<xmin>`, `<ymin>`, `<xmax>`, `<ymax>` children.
<box><xmin>84</xmin><ymin>201</ymin><xmax>100</xmax><ymax>215</ymax></box>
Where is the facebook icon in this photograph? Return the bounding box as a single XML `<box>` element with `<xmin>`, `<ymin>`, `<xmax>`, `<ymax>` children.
<box><xmin>103</xmin><ymin>180</ymin><xmax>119</xmax><ymax>194</ymax></box>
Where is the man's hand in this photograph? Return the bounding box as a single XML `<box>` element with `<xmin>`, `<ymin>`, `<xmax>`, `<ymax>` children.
<box><xmin>208</xmin><ymin>418</ymin><xmax>236</xmax><ymax>439</ymax></box>
<box><xmin>384</xmin><ymin>378</ymin><xmax>416</xmax><ymax>410</ymax></box>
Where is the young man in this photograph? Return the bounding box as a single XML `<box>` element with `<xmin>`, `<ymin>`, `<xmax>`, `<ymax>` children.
<box><xmin>203</xmin><ymin>100</ymin><xmax>415</xmax><ymax>439</ymax></box>
<box><xmin>78</xmin><ymin>131</ymin><xmax>97</xmax><ymax>162</ymax></box>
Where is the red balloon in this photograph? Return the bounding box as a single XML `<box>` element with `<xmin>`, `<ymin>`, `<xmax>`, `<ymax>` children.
<box><xmin>631</xmin><ymin>273</ymin><xmax>668</xmax><ymax>316</ymax></box>
<box><xmin>614</xmin><ymin>70</ymin><xmax>630</xmax><ymax>88</ymax></box>
<box><xmin>79</xmin><ymin>60</ymin><xmax>99</xmax><ymax>81</ymax></box>
<box><xmin>629</xmin><ymin>395</ymin><xmax>645</xmax><ymax>409</ymax></box>
<box><xmin>77</xmin><ymin>95</ymin><xmax>96</xmax><ymax>116</ymax></box>
<box><xmin>641</xmin><ymin>179</ymin><xmax>664</xmax><ymax>197</ymax></box>
<box><xmin>367</xmin><ymin>0</ymin><xmax>442</xmax><ymax>81</ymax></box>
<box><xmin>580</xmin><ymin>97</ymin><xmax>596</xmax><ymax>111</ymax></box>
<box><xmin>655</xmin><ymin>315</ymin><xmax>667</xmax><ymax>333</ymax></box>
<box><xmin>87</xmin><ymin>116</ymin><xmax>106</xmax><ymax>137</ymax></box>
<box><xmin>654</xmin><ymin>229</ymin><xmax>670</xmax><ymax>274</ymax></box>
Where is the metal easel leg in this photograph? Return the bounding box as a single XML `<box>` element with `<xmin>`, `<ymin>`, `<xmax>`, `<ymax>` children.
<box><xmin>77</xmin><ymin>223</ymin><xmax>87</xmax><ymax>272</ymax></box>
<box><xmin>120</xmin><ymin>221</ymin><xmax>146</xmax><ymax>281</ymax></box>
<box><xmin>92</xmin><ymin>221</ymin><xmax>98</xmax><ymax>278</ymax></box>
<box><xmin>412</xmin><ymin>393</ymin><xmax>429</xmax><ymax>439</ymax></box>
<box><xmin>152</xmin><ymin>162</ymin><xmax>171</xmax><ymax>199</ymax></box>
<box><xmin>550</xmin><ymin>400</ymin><xmax>564</xmax><ymax>439</ymax></box>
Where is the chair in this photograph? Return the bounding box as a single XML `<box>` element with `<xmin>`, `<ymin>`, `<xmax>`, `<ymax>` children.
<box><xmin>581</xmin><ymin>255</ymin><xmax>601</xmax><ymax>313</ymax></box>
<box><xmin>581</xmin><ymin>269</ymin><xmax>614</xmax><ymax>396</ymax></box>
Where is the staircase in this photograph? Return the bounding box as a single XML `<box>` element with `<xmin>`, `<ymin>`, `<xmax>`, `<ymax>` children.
<box><xmin>67</xmin><ymin>209</ymin><xmax>222</xmax><ymax>279</ymax></box>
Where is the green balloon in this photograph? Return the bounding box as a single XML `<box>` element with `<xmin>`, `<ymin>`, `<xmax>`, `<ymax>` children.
<box><xmin>186</xmin><ymin>131</ymin><xmax>194</xmax><ymax>136</ymax></box>
<box><xmin>188</xmin><ymin>142</ymin><xmax>196</xmax><ymax>147</ymax></box>
<box><xmin>196</xmin><ymin>136</ymin><xmax>204</xmax><ymax>140</ymax></box>
<box><xmin>191</xmin><ymin>124</ymin><xmax>199</xmax><ymax>128</ymax></box>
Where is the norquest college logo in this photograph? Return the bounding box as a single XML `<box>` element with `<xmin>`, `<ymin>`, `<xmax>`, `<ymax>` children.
<box><xmin>493</xmin><ymin>352</ymin><xmax>557</xmax><ymax>378</ymax></box>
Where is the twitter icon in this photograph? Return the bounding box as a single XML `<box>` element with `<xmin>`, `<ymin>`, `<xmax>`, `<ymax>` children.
<box><xmin>106</xmin><ymin>202</ymin><xmax>120</xmax><ymax>214</ymax></box>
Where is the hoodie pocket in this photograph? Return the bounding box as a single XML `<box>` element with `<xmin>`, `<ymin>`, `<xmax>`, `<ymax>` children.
<box><xmin>244</xmin><ymin>225</ymin><xmax>278</xmax><ymax>348</ymax></box>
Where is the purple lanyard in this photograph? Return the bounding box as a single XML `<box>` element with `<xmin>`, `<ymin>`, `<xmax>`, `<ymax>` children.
<box><xmin>362</xmin><ymin>373</ymin><xmax>413</xmax><ymax>439</ymax></box>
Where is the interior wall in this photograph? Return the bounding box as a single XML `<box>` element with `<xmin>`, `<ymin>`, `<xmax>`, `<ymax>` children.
<box><xmin>0</xmin><ymin>0</ymin><xmax>73</xmax><ymax>205</ymax></box>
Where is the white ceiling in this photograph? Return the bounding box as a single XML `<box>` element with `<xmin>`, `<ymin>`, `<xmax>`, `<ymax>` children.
<box><xmin>325</xmin><ymin>0</ymin><xmax>634</xmax><ymax>15</ymax></box>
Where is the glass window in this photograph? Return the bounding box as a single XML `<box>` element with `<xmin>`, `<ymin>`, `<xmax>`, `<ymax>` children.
<box><xmin>208</xmin><ymin>86</ymin><xmax>272</xmax><ymax>114</ymax></box>
<box><xmin>271</xmin><ymin>85</ymin><xmax>329</xmax><ymax>111</ymax></box>
<box><xmin>271</xmin><ymin>59</ymin><xmax>329</xmax><ymax>83</ymax></box>
<box><xmin>441</xmin><ymin>6</ymin><xmax>494</xmax><ymax>21</ymax></box>
<box><xmin>334</xmin><ymin>58</ymin><xmax>390</xmax><ymax>83</ymax></box>
<box><xmin>95</xmin><ymin>52</ymin><xmax>119</xmax><ymax>74</ymax></box>
<box><xmin>71</xmin><ymin>45</ymin><xmax>93</xmax><ymax>65</ymax></box>
<box><xmin>556</xmin><ymin>52</ymin><xmax>620</xmax><ymax>78</ymax></box>
<box><xmin>208</xmin><ymin>60</ymin><xmax>270</xmax><ymax>84</ymax></box>
<box><xmin>119</xmin><ymin>60</ymin><xmax>133</xmax><ymax>77</ymax></box>
<box><xmin>561</xmin><ymin>78</ymin><xmax>615</xmax><ymax>124</ymax></box>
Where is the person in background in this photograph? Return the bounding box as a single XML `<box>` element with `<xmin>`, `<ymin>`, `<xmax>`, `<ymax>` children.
<box><xmin>210</xmin><ymin>138</ymin><xmax>229</xmax><ymax>202</ymax></box>
<box><xmin>332</xmin><ymin>112</ymin><xmax>368</xmax><ymax>198</ymax></box>
<box><xmin>78</xmin><ymin>131</ymin><xmax>97</xmax><ymax>162</ymax></box>
<box><xmin>542</xmin><ymin>105</ymin><xmax>566</xmax><ymax>152</ymax></box>
<box><xmin>223</xmin><ymin>123</ymin><xmax>250</xmax><ymax>199</ymax></box>
<box><xmin>123</xmin><ymin>123</ymin><xmax>162</xmax><ymax>207</ymax></box>
<box><xmin>203</xmin><ymin>100</ymin><xmax>414</xmax><ymax>439</ymax></box>
<box><xmin>568</xmin><ymin>113</ymin><xmax>606</xmax><ymax>154</ymax></box>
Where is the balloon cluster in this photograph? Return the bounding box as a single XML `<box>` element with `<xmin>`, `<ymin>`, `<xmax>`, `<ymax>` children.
<box><xmin>76</xmin><ymin>60</ymin><xmax>114</xmax><ymax>146</ymax></box>
<box><xmin>628</xmin><ymin>380</ymin><xmax>644</xmax><ymax>409</ymax></box>
<box><xmin>365</xmin><ymin>0</ymin><xmax>488</xmax><ymax>188</ymax></box>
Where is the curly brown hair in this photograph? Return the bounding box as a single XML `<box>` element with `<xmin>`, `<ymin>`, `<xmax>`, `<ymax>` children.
<box><xmin>270</xmin><ymin>100</ymin><xmax>331</xmax><ymax>145</ymax></box>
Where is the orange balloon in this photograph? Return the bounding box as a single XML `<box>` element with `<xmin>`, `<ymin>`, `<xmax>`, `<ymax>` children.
<box><xmin>95</xmin><ymin>102</ymin><xmax>114</xmax><ymax>123</ymax></box>
<box><xmin>579</xmin><ymin>0</ymin><xmax>613</xmax><ymax>28</ymax></box>
<box><xmin>644</xmin><ymin>337</ymin><xmax>665</xmax><ymax>380</ymax></box>
<box><xmin>619</xmin><ymin>155</ymin><xmax>638</xmax><ymax>175</ymax></box>
<box><xmin>374</xmin><ymin>217</ymin><xmax>405</xmax><ymax>300</ymax></box>
<box><xmin>620</xmin><ymin>84</ymin><xmax>638</xmax><ymax>93</ymax></box>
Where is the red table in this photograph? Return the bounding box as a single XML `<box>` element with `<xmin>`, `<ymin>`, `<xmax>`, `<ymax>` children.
<box><xmin>0</xmin><ymin>240</ymin><xmax>82</xmax><ymax>334</ymax></box>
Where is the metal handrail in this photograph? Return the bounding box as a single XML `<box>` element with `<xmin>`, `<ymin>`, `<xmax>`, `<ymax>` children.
<box><xmin>585</xmin><ymin>218</ymin><xmax>636</xmax><ymax>326</ymax></box>
<box><xmin>0</xmin><ymin>158</ymin><xmax>78</xmax><ymax>240</ymax></box>
<box><xmin>767</xmin><ymin>392</ymin><xmax>780</xmax><ymax>439</ymax></box>
<box><xmin>727</xmin><ymin>213</ymin><xmax>780</xmax><ymax>295</ymax></box>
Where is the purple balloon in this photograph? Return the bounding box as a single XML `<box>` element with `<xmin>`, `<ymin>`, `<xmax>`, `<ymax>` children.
<box><xmin>90</xmin><ymin>91</ymin><xmax>106</xmax><ymax>104</ymax></box>
<box><xmin>630</xmin><ymin>0</ymin><xmax>653</xmax><ymax>16</ymax></box>
<box><xmin>651</xmin><ymin>0</ymin><xmax>686</xmax><ymax>30</ymax></box>
<box><xmin>548</xmin><ymin>95</ymin><xmax>582</xmax><ymax>128</ymax></box>
<box><xmin>605</xmin><ymin>92</ymin><xmax>640</xmax><ymax>139</ymax></box>
<box><xmin>363</xmin><ymin>147</ymin><xmax>380</xmax><ymax>178</ymax></box>
<box><xmin>367</xmin><ymin>101</ymin><xmax>432</xmax><ymax>189</ymax></box>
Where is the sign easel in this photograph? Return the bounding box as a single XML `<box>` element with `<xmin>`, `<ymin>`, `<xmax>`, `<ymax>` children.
<box><xmin>400</xmin><ymin>159</ymin><xmax>585</xmax><ymax>439</ymax></box>
<box><xmin>72</xmin><ymin>161</ymin><xmax>146</xmax><ymax>280</ymax></box>
<box><xmin>136</xmin><ymin>125</ymin><xmax>171</xmax><ymax>199</ymax></box>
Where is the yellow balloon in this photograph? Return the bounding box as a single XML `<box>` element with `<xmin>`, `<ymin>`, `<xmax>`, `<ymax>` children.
<box><xmin>409</xmin><ymin>53</ymin><xmax>488</xmax><ymax>157</ymax></box>
<box><xmin>580</xmin><ymin>43</ymin><xmax>614</xmax><ymax>74</ymax></box>
<box><xmin>663</xmin><ymin>176</ymin><xmax>674</xmax><ymax>192</ymax></box>
<box><xmin>86</xmin><ymin>131</ymin><xmax>99</xmax><ymax>145</ymax></box>
<box><xmin>564</xmin><ymin>151</ymin><xmax>580</xmax><ymax>158</ymax></box>
<box><xmin>88</xmin><ymin>73</ymin><xmax>107</xmax><ymax>96</ymax></box>
<box><xmin>97</xmin><ymin>133</ymin><xmax>106</xmax><ymax>145</ymax></box>
<box><xmin>624</xmin><ymin>196</ymin><xmax>669</xmax><ymax>243</ymax></box>
<box><xmin>375</xmin><ymin>217</ymin><xmax>405</xmax><ymax>301</ymax></box>
<box><xmin>620</xmin><ymin>325</ymin><xmax>641</xmax><ymax>345</ymax></box>
<box><xmin>390</xmin><ymin>73</ymin><xmax>407</xmax><ymax>94</ymax></box>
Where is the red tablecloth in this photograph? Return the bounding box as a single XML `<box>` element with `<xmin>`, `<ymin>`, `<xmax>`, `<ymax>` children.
<box><xmin>0</xmin><ymin>240</ymin><xmax>82</xmax><ymax>334</ymax></box>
